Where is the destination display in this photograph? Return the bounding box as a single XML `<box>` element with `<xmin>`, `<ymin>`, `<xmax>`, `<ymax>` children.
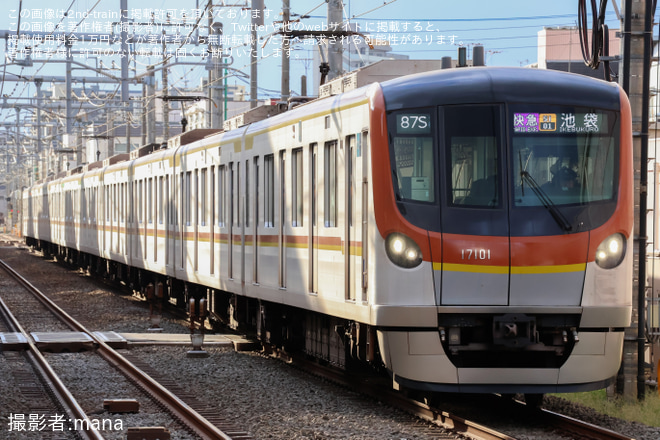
<box><xmin>513</xmin><ymin>112</ymin><xmax>607</xmax><ymax>134</ymax></box>
<box><xmin>396</xmin><ymin>113</ymin><xmax>432</xmax><ymax>134</ymax></box>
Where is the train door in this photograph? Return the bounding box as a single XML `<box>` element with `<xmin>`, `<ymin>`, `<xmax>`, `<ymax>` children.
<box><xmin>321</xmin><ymin>140</ymin><xmax>339</xmax><ymax>297</ymax></box>
<box><xmin>194</xmin><ymin>169</ymin><xmax>199</xmax><ymax>272</ymax></box>
<box><xmin>242</xmin><ymin>159</ymin><xmax>249</xmax><ymax>285</ymax></box>
<box><xmin>278</xmin><ymin>151</ymin><xmax>286</xmax><ymax>288</ymax></box>
<box><xmin>100</xmin><ymin>185</ymin><xmax>105</xmax><ymax>252</ymax></box>
<box><xmin>165</xmin><ymin>174</ymin><xmax>172</xmax><ymax>268</ymax></box>
<box><xmin>143</xmin><ymin>178</ymin><xmax>148</xmax><ymax>260</ymax></box>
<box><xmin>154</xmin><ymin>176</ymin><xmax>160</xmax><ymax>263</ymax></box>
<box><xmin>438</xmin><ymin>104</ymin><xmax>509</xmax><ymax>306</ymax></box>
<box><xmin>107</xmin><ymin>183</ymin><xmax>113</xmax><ymax>253</ymax></box>
<box><xmin>309</xmin><ymin>143</ymin><xmax>318</xmax><ymax>294</ymax></box>
<box><xmin>252</xmin><ymin>157</ymin><xmax>259</xmax><ymax>283</ymax></box>
<box><xmin>147</xmin><ymin>177</ymin><xmax>153</xmax><ymax>262</ymax></box>
<box><xmin>346</xmin><ymin>135</ymin><xmax>357</xmax><ymax>302</ymax></box>
<box><xmin>228</xmin><ymin>162</ymin><xmax>235</xmax><ymax>279</ymax></box>
<box><xmin>360</xmin><ymin>131</ymin><xmax>369</xmax><ymax>301</ymax></box>
<box><xmin>120</xmin><ymin>183</ymin><xmax>128</xmax><ymax>256</ymax></box>
<box><xmin>209</xmin><ymin>166</ymin><xmax>215</xmax><ymax>276</ymax></box>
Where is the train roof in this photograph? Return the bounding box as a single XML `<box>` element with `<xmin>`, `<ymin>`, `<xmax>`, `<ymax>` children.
<box><xmin>380</xmin><ymin>67</ymin><xmax>622</xmax><ymax>111</ymax></box>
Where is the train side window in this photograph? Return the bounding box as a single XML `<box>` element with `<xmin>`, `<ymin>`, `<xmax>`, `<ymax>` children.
<box><xmin>236</xmin><ymin>163</ymin><xmax>240</xmax><ymax>227</ymax></box>
<box><xmin>292</xmin><ymin>148</ymin><xmax>303</xmax><ymax>227</ymax></box>
<box><xmin>81</xmin><ymin>188</ymin><xmax>86</xmax><ymax>221</ymax></box>
<box><xmin>210</xmin><ymin>166</ymin><xmax>215</xmax><ymax>228</ymax></box>
<box><xmin>148</xmin><ymin>178</ymin><xmax>153</xmax><ymax>224</ymax></box>
<box><xmin>185</xmin><ymin>171</ymin><xmax>192</xmax><ymax>226</ymax></box>
<box><xmin>201</xmin><ymin>168</ymin><xmax>207</xmax><ymax>227</ymax></box>
<box><xmin>254</xmin><ymin>156</ymin><xmax>260</xmax><ymax>229</ymax></box>
<box><xmin>264</xmin><ymin>154</ymin><xmax>275</xmax><ymax>228</ymax></box>
<box><xmin>158</xmin><ymin>176</ymin><xmax>164</xmax><ymax>224</ymax></box>
<box><xmin>165</xmin><ymin>175</ymin><xmax>171</xmax><ymax>226</ymax></box>
<box><xmin>218</xmin><ymin>165</ymin><xmax>225</xmax><ymax>227</ymax></box>
<box><xmin>121</xmin><ymin>183</ymin><xmax>125</xmax><ymax>223</ymax></box>
<box><xmin>324</xmin><ymin>140</ymin><xmax>337</xmax><ymax>227</ymax></box>
<box><xmin>245</xmin><ymin>160</ymin><xmax>250</xmax><ymax>227</ymax></box>
<box><xmin>114</xmin><ymin>184</ymin><xmax>119</xmax><ymax>222</ymax></box>
<box><xmin>194</xmin><ymin>170</ymin><xmax>199</xmax><ymax>226</ymax></box>
<box><xmin>129</xmin><ymin>181</ymin><xmax>134</xmax><ymax>224</ymax></box>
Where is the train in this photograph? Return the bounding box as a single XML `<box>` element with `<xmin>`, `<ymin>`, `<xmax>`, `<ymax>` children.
<box><xmin>22</xmin><ymin>66</ymin><xmax>633</xmax><ymax>396</ymax></box>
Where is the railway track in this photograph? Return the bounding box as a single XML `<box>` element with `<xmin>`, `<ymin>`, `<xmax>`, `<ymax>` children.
<box><xmin>512</xmin><ymin>398</ymin><xmax>637</xmax><ymax>440</ymax></box>
<box><xmin>0</xmin><ymin>287</ymin><xmax>102</xmax><ymax>439</ymax></box>
<box><xmin>0</xmin><ymin>240</ymin><xmax>650</xmax><ymax>440</ymax></box>
<box><xmin>281</xmin><ymin>349</ymin><xmax>638</xmax><ymax>440</ymax></box>
<box><xmin>0</xmin><ymin>256</ymin><xmax>251</xmax><ymax>440</ymax></box>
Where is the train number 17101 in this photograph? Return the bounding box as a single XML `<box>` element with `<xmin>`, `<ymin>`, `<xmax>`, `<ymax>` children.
<box><xmin>461</xmin><ymin>249</ymin><xmax>491</xmax><ymax>260</ymax></box>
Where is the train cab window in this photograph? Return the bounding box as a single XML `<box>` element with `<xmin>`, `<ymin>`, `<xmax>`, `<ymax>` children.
<box><xmin>388</xmin><ymin>109</ymin><xmax>435</xmax><ymax>203</ymax></box>
<box><xmin>511</xmin><ymin>107</ymin><xmax>617</xmax><ymax>207</ymax></box>
<box><xmin>445</xmin><ymin>105</ymin><xmax>501</xmax><ymax>208</ymax></box>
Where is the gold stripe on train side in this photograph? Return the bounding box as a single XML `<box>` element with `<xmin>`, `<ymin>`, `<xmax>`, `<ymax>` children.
<box><xmin>435</xmin><ymin>262</ymin><xmax>586</xmax><ymax>274</ymax></box>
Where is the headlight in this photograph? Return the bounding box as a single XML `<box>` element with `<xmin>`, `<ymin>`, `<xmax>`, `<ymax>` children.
<box><xmin>595</xmin><ymin>233</ymin><xmax>626</xmax><ymax>269</ymax></box>
<box><xmin>385</xmin><ymin>233</ymin><xmax>423</xmax><ymax>268</ymax></box>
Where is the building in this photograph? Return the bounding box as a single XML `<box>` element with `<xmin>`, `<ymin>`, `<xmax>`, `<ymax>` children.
<box><xmin>537</xmin><ymin>26</ymin><xmax>620</xmax><ymax>79</ymax></box>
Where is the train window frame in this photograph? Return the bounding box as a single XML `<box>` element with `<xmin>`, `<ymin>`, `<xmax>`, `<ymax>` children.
<box><xmin>509</xmin><ymin>105</ymin><xmax>619</xmax><ymax>209</ymax></box>
<box><xmin>292</xmin><ymin>147</ymin><xmax>304</xmax><ymax>227</ymax></box>
<box><xmin>218</xmin><ymin>164</ymin><xmax>226</xmax><ymax>228</ymax></box>
<box><xmin>387</xmin><ymin>107</ymin><xmax>437</xmax><ymax>205</ymax></box>
<box><xmin>209</xmin><ymin>166</ymin><xmax>215</xmax><ymax>229</ymax></box>
<box><xmin>254</xmin><ymin>156</ymin><xmax>260</xmax><ymax>230</ymax></box>
<box><xmin>121</xmin><ymin>183</ymin><xmax>126</xmax><ymax>224</ymax></box>
<box><xmin>185</xmin><ymin>171</ymin><xmax>192</xmax><ymax>227</ymax></box>
<box><xmin>201</xmin><ymin>168</ymin><xmax>208</xmax><ymax>227</ymax></box>
<box><xmin>324</xmin><ymin>140</ymin><xmax>338</xmax><ymax>228</ymax></box>
<box><xmin>245</xmin><ymin>160</ymin><xmax>251</xmax><ymax>228</ymax></box>
<box><xmin>148</xmin><ymin>177</ymin><xmax>153</xmax><ymax>224</ymax></box>
<box><xmin>444</xmin><ymin>104</ymin><xmax>503</xmax><ymax>209</ymax></box>
<box><xmin>264</xmin><ymin>154</ymin><xmax>275</xmax><ymax>228</ymax></box>
<box><xmin>158</xmin><ymin>176</ymin><xmax>164</xmax><ymax>225</ymax></box>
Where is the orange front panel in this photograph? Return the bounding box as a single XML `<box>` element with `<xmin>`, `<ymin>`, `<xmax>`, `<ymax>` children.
<box><xmin>510</xmin><ymin>233</ymin><xmax>589</xmax><ymax>268</ymax></box>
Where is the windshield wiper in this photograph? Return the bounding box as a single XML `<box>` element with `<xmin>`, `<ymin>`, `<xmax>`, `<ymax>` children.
<box><xmin>520</xmin><ymin>171</ymin><xmax>572</xmax><ymax>232</ymax></box>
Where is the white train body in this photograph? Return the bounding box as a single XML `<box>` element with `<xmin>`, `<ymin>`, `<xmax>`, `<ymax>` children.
<box><xmin>23</xmin><ymin>67</ymin><xmax>633</xmax><ymax>394</ymax></box>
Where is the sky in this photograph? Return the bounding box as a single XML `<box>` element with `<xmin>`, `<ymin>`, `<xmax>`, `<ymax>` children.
<box><xmin>0</xmin><ymin>0</ymin><xmax>638</xmax><ymax>125</ymax></box>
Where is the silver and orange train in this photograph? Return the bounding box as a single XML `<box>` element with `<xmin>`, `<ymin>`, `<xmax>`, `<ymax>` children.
<box><xmin>23</xmin><ymin>67</ymin><xmax>633</xmax><ymax>395</ymax></box>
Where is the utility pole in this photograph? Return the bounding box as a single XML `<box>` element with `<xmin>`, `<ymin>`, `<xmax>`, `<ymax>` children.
<box><xmin>619</xmin><ymin>0</ymin><xmax>652</xmax><ymax>401</ymax></box>
<box><xmin>281</xmin><ymin>0</ymin><xmax>290</xmax><ymax>102</ymax></box>
<box><xmin>65</xmin><ymin>36</ymin><xmax>73</xmax><ymax>141</ymax></box>
<box><xmin>14</xmin><ymin>108</ymin><xmax>20</xmax><ymax>174</ymax></box>
<box><xmin>34</xmin><ymin>78</ymin><xmax>42</xmax><ymax>181</ymax></box>
<box><xmin>120</xmin><ymin>0</ymin><xmax>129</xmax><ymax>103</ymax></box>
<box><xmin>34</xmin><ymin>78</ymin><xmax>42</xmax><ymax>157</ymax></box>
<box><xmin>327</xmin><ymin>0</ymin><xmax>344</xmax><ymax>81</ymax></box>
<box><xmin>250</xmin><ymin>0</ymin><xmax>264</xmax><ymax>109</ymax></box>
<box><xmin>208</xmin><ymin>20</ymin><xmax>224</xmax><ymax>129</ymax></box>
<box><xmin>145</xmin><ymin>66</ymin><xmax>156</xmax><ymax>144</ymax></box>
<box><xmin>162</xmin><ymin>26</ymin><xmax>170</xmax><ymax>141</ymax></box>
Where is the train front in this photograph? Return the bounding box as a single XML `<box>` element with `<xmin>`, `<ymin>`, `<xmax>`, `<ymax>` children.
<box><xmin>369</xmin><ymin>67</ymin><xmax>633</xmax><ymax>393</ymax></box>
